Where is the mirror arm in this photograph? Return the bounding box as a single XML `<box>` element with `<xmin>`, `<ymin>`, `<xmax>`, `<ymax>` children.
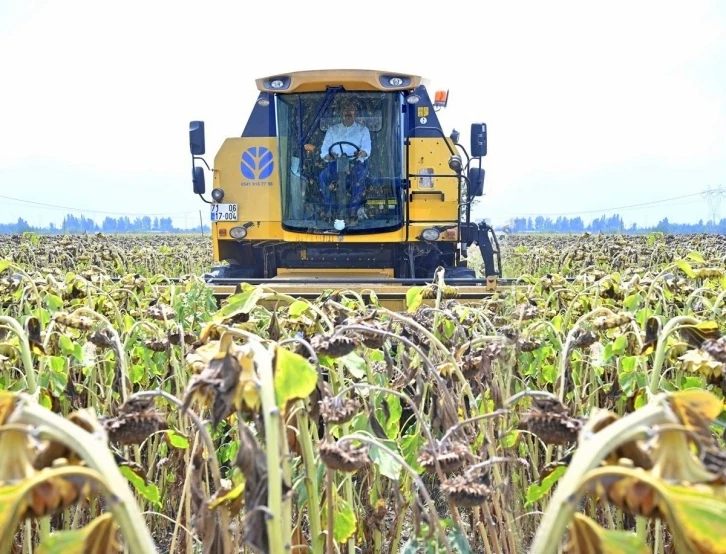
<box><xmin>193</xmin><ymin>156</ymin><xmax>211</xmax><ymax>170</ymax></box>
<box><xmin>455</xmin><ymin>143</ymin><xmax>471</xmax><ymax>171</ymax></box>
<box><xmin>198</xmin><ymin>193</ymin><xmax>212</xmax><ymax>204</ymax></box>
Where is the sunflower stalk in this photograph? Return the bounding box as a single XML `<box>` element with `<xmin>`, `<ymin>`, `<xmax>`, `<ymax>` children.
<box><xmin>8</xmin><ymin>397</ymin><xmax>159</xmax><ymax>554</ymax></box>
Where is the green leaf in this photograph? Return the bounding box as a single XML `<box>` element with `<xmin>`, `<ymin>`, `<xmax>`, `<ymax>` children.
<box><xmin>0</xmin><ymin>260</ymin><xmax>10</xmax><ymax>274</ymax></box>
<box><xmin>525</xmin><ymin>465</ymin><xmax>566</xmax><ymax>507</ymax></box>
<box><xmin>621</xmin><ymin>356</ymin><xmax>638</xmax><ymax>372</ymax></box>
<box><xmin>369</xmin><ymin>438</ymin><xmax>402</xmax><ymax>480</ymax></box>
<box><xmin>340</xmin><ymin>352</ymin><xmax>367</xmax><ymax>379</ymax></box>
<box><xmin>58</xmin><ymin>335</ymin><xmax>75</xmax><ymax>355</ymax></box>
<box><xmin>675</xmin><ymin>259</ymin><xmax>696</xmax><ymax>278</ymax></box>
<box><xmin>36</xmin><ymin>513</ymin><xmax>118</xmax><ymax>554</ymax></box>
<box><xmin>623</xmin><ymin>293</ymin><xmax>642</xmax><ymax>312</ymax></box>
<box><xmin>501</xmin><ymin>430</ymin><xmax>520</xmax><ymax>449</ymax></box>
<box><xmin>568</xmin><ymin>513</ymin><xmax>648</xmax><ymax>554</ymax></box>
<box><xmin>613</xmin><ymin>335</ymin><xmax>628</xmax><ymax>355</ymax></box>
<box><xmin>274</xmin><ymin>345</ymin><xmax>318</xmax><ymax>408</ymax></box>
<box><xmin>687</xmin><ymin>251</ymin><xmax>705</xmax><ymax>264</ymax></box>
<box><xmin>128</xmin><ymin>364</ymin><xmax>144</xmax><ymax>385</ymax></box>
<box><xmin>541</xmin><ymin>364</ymin><xmax>557</xmax><ymax>384</ymax></box>
<box><xmin>213</xmin><ymin>285</ymin><xmax>264</xmax><ymax>322</ymax></box>
<box><xmin>406</xmin><ymin>286</ymin><xmax>424</xmax><ymax>313</ymax></box>
<box><xmin>450</xmin><ymin>526</ymin><xmax>474</xmax><ymax>554</ymax></box>
<box><xmin>384</xmin><ymin>395</ymin><xmax>402</xmax><ymax>438</ymax></box>
<box><xmin>120</xmin><ymin>466</ymin><xmax>161</xmax><ymax>509</ymax></box>
<box><xmin>400</xmin><ymin>538</ymin><xmax>420</xmax><ymax>554</ymax></box>
<box><xmin>44</xmin><ymin>294</ymin><xmax>64</xmax><ymax>313</ymax></box>
<box><xmin>401</xmin><ymin>430</ymin><xmax>425</xmax><ymax>474</ymax></box>
<box><xmin>166</xmin><ymin>430</ymin><xmax>190</xmax><ymax>449</ymax></box>
<box><xmin>368</xmin><ymin>290</ymin><xmax>379</xmax><ymax>306</ymax></box>
<box><xmin>682</xmin><ymin>376</ymin><xmax>704</xmax><ymax>390</ymax></box>
<box><xmin>323</xmin><ymin>493</ymin><xmax>357</xmax><ymax>544</ymax></box>
<box><xmin>288</xmin><ymin>300</ymin><xmax>310</xmax><ymax>317</ymax></box>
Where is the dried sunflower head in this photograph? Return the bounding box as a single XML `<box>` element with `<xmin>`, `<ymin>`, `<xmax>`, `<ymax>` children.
<box><xmin>319</xmin><ymin>396</ymin><xmax>361</xmax><ymax>425</ymax></box>
<box><xmin>592</xmin><ymin>312</ymin><xmax>633</xmax><ymax>331</ymax></box>
<box><xmin>417</xmin><ymin>440</ymin><xmax>471</xmax><ymax>474</ymax></box>
<box><xmin>317</xmin><ymin>440</ymin><xmax>369</xmax><ymax>473</ymax></box>
<box><xmin>701</xmin><ymin>337</ymin><xmax>726</xmax><ymax>364</ymax></box>
<box><xmin>519</xmin><ymin>339</ymin><xmax>543</xmax><ymax>352</ymax></box>
<box><xmin>147</xmin><ymin>303</ymin><xmax>176</xmax><ymax>321</ymax></box>
<box><xmin>519</xmin><ymin>399</ymin><xmax>583</xmax><ymax>446</ymax></box>
<box><xmin>441</xmin><ymin>471</ymin><xmax>492</xmax><ymax>507</ymax></box>
<box><xmin>571</xmin><ymin>329</ymin><xmax>598</xmax><ymax>349</ymax></box>
<box><xmin>101</xmin><ymin>410</ymin><xmax>168</xmax><ymax>446</ymax></box>
<box><xmin>310</xmin><ymin>334</ymin><xmax>359</xmax><ymax>358</ymax></box>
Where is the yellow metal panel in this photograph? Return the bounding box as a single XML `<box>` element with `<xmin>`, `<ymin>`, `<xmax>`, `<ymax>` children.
<box><xmin>255</xmin><ymin>69</ymin><xmax>425</xmax><ymax>93</ymax></box>
<box><xmin>214</xmin><ymin>222</ymin><xmax>283</xmax><ymax>241</ymax></box>
<box><xmin>276</xmin><ymin>268</ymin><xmax>394</xmax><ymax>278</ymax></box>
<box><xmin>407</xmin><ymin>137</ymin><xmax>460</xmax><ymax>226</ymax></box>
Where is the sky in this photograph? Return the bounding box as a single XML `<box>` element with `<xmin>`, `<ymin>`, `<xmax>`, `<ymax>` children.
<box><xmin>0</xmin><ymin>0</ymin><xmax>724</xmax><ymax>229</ymax></box>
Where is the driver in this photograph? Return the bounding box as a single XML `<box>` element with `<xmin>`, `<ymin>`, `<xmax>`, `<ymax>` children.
<box><xmin>318</xmin><ymin>99</ymin><xmax>371</xmax><ymax>220</ymax></box>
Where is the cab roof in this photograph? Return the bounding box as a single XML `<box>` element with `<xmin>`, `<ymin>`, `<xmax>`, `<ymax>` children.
<box><xmin>255</xmin><ymin>69</ymin><xmax>427</xmax><ymax>93</ymax></box>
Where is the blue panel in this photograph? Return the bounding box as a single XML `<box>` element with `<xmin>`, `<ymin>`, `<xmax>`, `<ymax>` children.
<box><xmin>242</xmin><ymin>93</ymin><xmax>277</xmax><ymax>137</ymax></box>
<box><xmin>406</xmin><ymin>85</ymin><xmax>443</xmax><ymax>139</ymax></box>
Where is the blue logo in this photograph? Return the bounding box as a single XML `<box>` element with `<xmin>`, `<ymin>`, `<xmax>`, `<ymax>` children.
<box><xmin>241</xmin><ymin>146</ymin><xmax>274</xmax><ymax>180</ymax></box>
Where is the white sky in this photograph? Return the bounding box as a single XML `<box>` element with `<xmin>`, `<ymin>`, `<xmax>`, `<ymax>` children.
<box><xmin>1</xmin><ymin>0</ymin><xmax>724</xmax><ymax>229</ymax></box>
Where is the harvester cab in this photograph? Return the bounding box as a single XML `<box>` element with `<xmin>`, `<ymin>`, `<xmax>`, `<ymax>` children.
<box><xmin>188</xmin><ymin>69</ymin><xmax>501</xmax><ymax>291</ymax></box>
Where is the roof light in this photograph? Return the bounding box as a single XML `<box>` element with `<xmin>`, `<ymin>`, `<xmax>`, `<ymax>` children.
<box><xmin>389</xmin><ymin>77</ymin><xmax>404</xmax><ymax>86</ymax></box>
<box><xmin>406</xmin><ymin>94</ymin><xmax>420</xmax><ymax>104</ymax></box>
<box><xmin>434</xmin><ymin>90</ymin><xmax>449</xmax><ymax>108</ymax></box>
<box><xmin>270</xmin><ymin>79</ymin><xmax>284</xmax><ymax>89</ymax></box>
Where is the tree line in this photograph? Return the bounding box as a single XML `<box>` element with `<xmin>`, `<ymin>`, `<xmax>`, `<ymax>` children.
<box><xmin>1</xmin><ymin>214</ymin><xmax>210</xmax><ymax>235</ymax></box>
<box><xmin>503</xmin><ymin>214</ymin><xmax>726</xmax><ymax>235</ymax></box>
<box><xmin>1</xmin><ymin>212</ymin><xmax>725</xmax><ymax>235</ymax></box>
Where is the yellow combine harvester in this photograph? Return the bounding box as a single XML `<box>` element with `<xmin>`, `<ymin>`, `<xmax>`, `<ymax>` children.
<box><xmin>188</xmin><ymin>69</ymin><xmax>501</xmax><ymax>307</ymax></box>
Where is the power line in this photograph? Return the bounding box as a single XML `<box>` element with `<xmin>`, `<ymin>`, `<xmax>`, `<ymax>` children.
<box><xmin>0</xmin><ymin>195</ymin><xmax>198</xmax><ymax>217</ymax></box>
<box><xmin>494</xmin><ymin>190</ymin><xmax>708</xmax><ymax>217</ymax></box>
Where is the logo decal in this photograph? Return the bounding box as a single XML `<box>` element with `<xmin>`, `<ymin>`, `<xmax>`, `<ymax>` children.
<box><xmin>241</xmin><ymin>147</ymin><xmax>274</xmax><ymax>180</ymax></box>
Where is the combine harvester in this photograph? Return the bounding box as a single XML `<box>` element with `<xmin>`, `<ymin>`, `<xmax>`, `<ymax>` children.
<box><xmin>188</xmin><ymin>69</ymin><xmax>505</xmax><ymax>309</ymax></box>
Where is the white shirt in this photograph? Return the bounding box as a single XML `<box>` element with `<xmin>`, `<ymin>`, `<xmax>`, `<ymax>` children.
<box><xmin>320</xmin><ymin>121</ymin><xmax>372</xmax><ymax>161</ymax></box>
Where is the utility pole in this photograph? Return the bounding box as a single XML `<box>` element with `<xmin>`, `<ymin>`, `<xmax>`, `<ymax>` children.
<box><xmin>702</xmin><ymin>185</ymin><xmax>725</xmax><ymax>232</ymax></box>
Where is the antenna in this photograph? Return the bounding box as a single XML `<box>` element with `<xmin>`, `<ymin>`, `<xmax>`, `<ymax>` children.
<box><xmin>702</xmin><ymin>185</ymin><xmax>725</xmax><ymax>231</ymax></box>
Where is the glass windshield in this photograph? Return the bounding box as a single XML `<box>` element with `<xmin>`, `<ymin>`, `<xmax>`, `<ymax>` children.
<box><xmin>277</xmin><ymin>91</ymin><xmax>403</xmax><ymax>234</ymax></box>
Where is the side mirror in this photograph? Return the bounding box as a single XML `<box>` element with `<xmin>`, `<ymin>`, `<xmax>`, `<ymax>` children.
<box><xmin>470</xmin><ymin>123</ymin><xmax>487</xmax><ymax>157</ymax></box>
<box><xmin>467</xmin><ymin>167</ymin><xmax>485</xmax><ymax>197</ymax></box>
<box><xmin>189</xmin><ymin>121</ymin><xmax>206</xmax><ymax>156</ymax></box>
<box><xmin>193</xmin><ymin>166</ymin><xmax>206</xmax><ymax>195</ymax></box>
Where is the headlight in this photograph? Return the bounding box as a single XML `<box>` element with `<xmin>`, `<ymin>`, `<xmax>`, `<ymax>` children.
<box><xmin>211</xmin><ymin>188</ymin><xmax>224</xmax><ymax>202</ymax></box>
<box><xmin>389</xmin><ymin>77</ymin><xmax>403</xmax><ymax>86</ymax></box>
<box><xmin>421</xmin><ymin>228</ymin><xmax>440</xmax><ymax>241</ymax></box>
<box><xmin>229</xmin><ymin>226</ymin><xmax>247</xmax><ymax>240</ymax></box>
<box><xmin>270</xmin><ymin>79</ymin><xmax>284</xmax><ymax>89</ymax></box>
<box><xmin>406</xmin><ymin>94</ymin><xmax>420</xmax><ymax>104</ymax></box>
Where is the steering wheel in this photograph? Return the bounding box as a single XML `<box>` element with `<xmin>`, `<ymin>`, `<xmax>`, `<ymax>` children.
<box><xmin>328</xmin><ymin>141</ymin><xmax>361</xmax><ymax>159</ymax></box>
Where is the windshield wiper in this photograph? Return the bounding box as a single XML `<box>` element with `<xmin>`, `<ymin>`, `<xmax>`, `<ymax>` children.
<box><xmin>298</xmin><ymin>86</ymin><xmax>343</xmax><ymax>148</ymax></box>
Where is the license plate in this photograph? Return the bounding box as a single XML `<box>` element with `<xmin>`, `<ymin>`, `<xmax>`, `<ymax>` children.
<box><xmin>210</xmin><ymin>203</ymin><xmax>238</xmax><ymax>222</ymax></box>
